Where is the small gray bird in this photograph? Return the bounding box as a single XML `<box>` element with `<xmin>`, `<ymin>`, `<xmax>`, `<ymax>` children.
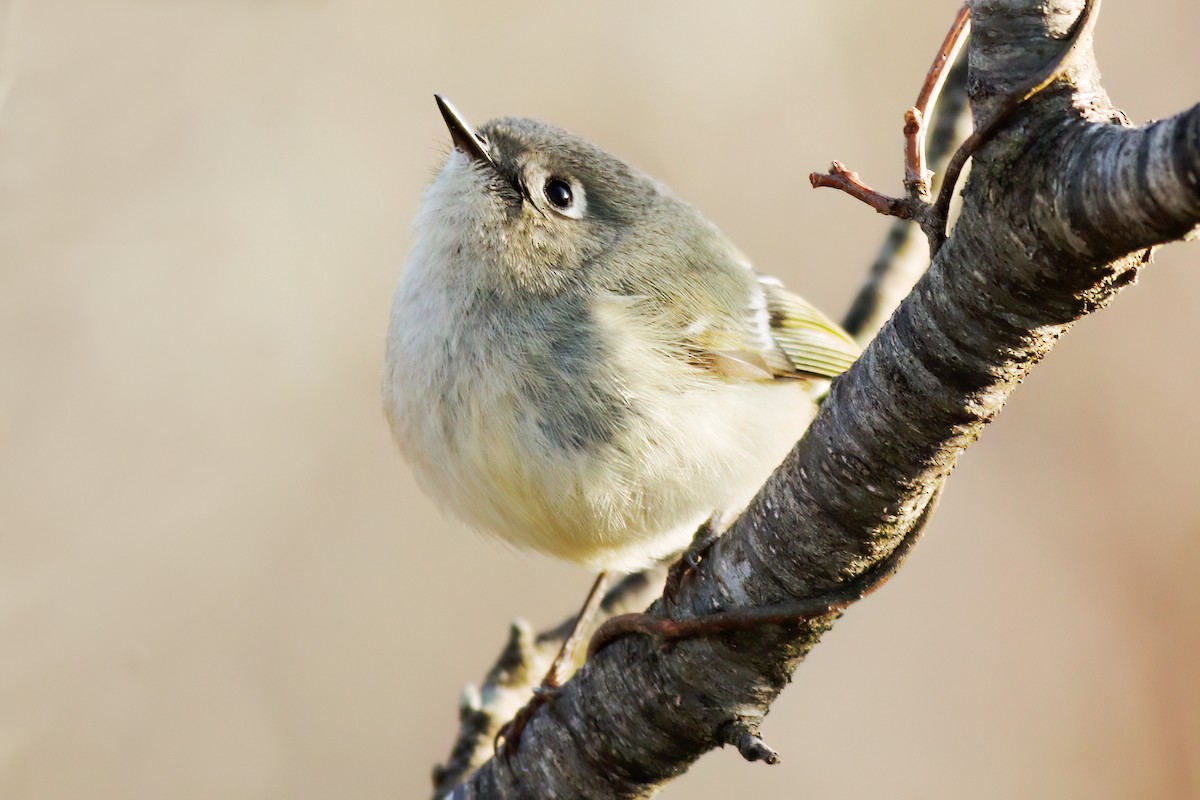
<box><xmin>383</xmin><ymin>97</ymin><xmax>859</xmax><ymax>708</ymax></box>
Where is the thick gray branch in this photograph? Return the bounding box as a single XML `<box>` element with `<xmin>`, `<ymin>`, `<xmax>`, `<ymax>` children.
<box><xmin>445</xmin><ymin>1</ymin><xmax>1198</xmax><ymax>796</ymax></box>
<box><xmin>1053</xmin><ymin>105</ymin><xmax>1200</xmax><ymax>259</ymax></box>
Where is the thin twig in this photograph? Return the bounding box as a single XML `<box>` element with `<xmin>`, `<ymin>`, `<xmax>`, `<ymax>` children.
<box><xmin>810</xmin><ymin>1</ymin><xmax>971</xmax><ymax>227</ymax></box>
<box><xmin>906</xmin><ymin>1</ymin><xmax>972</xmax><ymax>195</ymax></box>
<box><xmin>810</xmin><ymin>162</ymin><xmax>916</xmax><ymax>218</ymax></box>
<box><xmin>931</xmin><ymin>0</ymin><xmax>1103</xmax><ymax>233</ymax></box>
<box><xmin>842</xmin><ymin>55</ymin><xmax>971</xmax><ymax>342</ymax></box>
<box><xmin>812</xmin><ymin>0</ymin><xmax>1101</xmax><ymax>258</ymax></box>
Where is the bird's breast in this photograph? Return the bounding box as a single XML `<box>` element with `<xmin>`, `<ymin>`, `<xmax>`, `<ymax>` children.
<box><xmin>384</xmin><ymin>258</ymin><xmax>817</xmax><ymax>571</ymax></box>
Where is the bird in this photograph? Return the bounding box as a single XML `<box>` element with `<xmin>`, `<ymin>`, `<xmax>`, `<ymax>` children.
<box><xmin>382</xmin><ymin>95</ymin><xmax>860</xmax><ymax>743</ymax></box>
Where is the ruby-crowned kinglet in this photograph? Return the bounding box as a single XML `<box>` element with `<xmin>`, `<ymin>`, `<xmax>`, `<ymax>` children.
<box><xmin>384</xmin><ymin>97</ymin><xmax>859</xmax><ymax>573</ymax></box>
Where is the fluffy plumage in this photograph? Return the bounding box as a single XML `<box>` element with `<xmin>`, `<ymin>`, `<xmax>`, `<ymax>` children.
<box><xmin>384</xmin><ymin>114</ymin><xmax>859</xmax><ymax>571</ymax></box>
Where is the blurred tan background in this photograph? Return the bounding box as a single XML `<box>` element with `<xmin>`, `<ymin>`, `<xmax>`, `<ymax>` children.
<box><xmin>1</xmin><ymin>1</ymin><xmax>1198</xmax><ymax>798</ymax></box>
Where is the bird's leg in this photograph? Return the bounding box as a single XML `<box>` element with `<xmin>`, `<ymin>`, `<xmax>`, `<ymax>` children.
<box><xmin>662</xmin><ymin>513</ymin><xmax>724</xmax><ymax>603</ymax></box>
<box><xmin>542</xmin><ymin>570</ymin><xmax>610</xmax><ymax>687</ymax></box>
<box><xmin>494</xmin><ymin>570</ymin><xmax>610</xmax><ymax>755</ymax></box>
<box><xmin>588</xmin><ymin>533</ymin><xmax>917</xmax><ymax>658</ymax></box>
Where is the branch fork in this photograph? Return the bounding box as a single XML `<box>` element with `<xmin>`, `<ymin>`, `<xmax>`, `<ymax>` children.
<box><xmin>811</xmin><ymin>0</ymin><xmax>1100</xmax><ymax>256</ymax></box>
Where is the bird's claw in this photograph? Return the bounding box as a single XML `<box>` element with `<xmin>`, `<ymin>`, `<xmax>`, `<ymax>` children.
<box><xmin>663</xmin><ymin>514</ymin><xmax>723</xmax><ymax>602</ymax></box>
<box><xmin>494</xmin><ymin>685</ymin><xmax>560</xmax><ymax>758</ymax></box>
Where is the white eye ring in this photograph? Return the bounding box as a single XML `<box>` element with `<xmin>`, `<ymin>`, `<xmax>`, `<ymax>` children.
<box><xmin>528</xmin><ymin>168</ymin><xmax>586</xmax><ymax>219</ymax></box>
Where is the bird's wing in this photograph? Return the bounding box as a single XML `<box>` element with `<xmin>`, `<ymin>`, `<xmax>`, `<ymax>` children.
<box><xmin>596</xmin><ymin>219</ymin><xmax>861</xmax><ymax>382</ymax></box>
<box><xmin>668</xmin><ymin>232</ymin><xmax>862</xmax><ymax>383</ymax></box>
<box><xmin>599</xmin><ymin>271</ymin><xmax>860</xmax><ymax>383</ymax></box>
<box><xmin>757</xmin><ymin>278</ymin><xmax>860</xmax><ymax>380</ymax></box>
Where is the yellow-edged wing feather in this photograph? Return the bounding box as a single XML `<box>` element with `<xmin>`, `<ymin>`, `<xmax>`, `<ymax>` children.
<box><xmin>680</xmin><ymin>276</ymin><xmax>860</xmax><ymax>383</ymax></box>
<box><xmin>761</xmin><ymin>282</ymin><xmax>860</xmax><ymax>379</ymax></box>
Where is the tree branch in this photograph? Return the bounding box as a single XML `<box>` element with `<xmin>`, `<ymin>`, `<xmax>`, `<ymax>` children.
<box><xmin>431</xmin><ymin>569</ymin><xmax>667</xmax><ymax>798</ymax></box>
<box><xmin>440</xmin><ymin>1</ymin><xmax>1199</xmax><ymax>796</ymax></box>
<box><xmin>430</xmin><ymin>58</ymin><xmax>975</xmax><ymax>796</ymax></box>
<box><xmin>1049</xmin><ymin>105</ymin><xmax>1200</xmax><ymax>259</ymax></box>
<box><xmin>842</xmin><ymin>54</ymin><xmax>972</xmax><ymax>342</ymax></box>
<box><xmin>432</xmin><ymin>46</ymin><xmax>975</xmax><ymax>800</ymax></box>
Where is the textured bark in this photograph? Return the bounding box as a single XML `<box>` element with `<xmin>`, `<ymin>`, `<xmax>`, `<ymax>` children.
<box><xmin>444</xmin><ymin>1</ymin><xmax>1200</xmax><ymax>796</ymax></box>
<box><xmin>432</xmin><ymin>570</ymin><xmax>668</xmax><ymax>797</ymax></box>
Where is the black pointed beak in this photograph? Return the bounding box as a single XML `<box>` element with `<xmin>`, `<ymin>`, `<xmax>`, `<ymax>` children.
<box><xmin>435</xmin><ymin>95</ymin><xmax>493</xmax><ymax>166</ymax></box>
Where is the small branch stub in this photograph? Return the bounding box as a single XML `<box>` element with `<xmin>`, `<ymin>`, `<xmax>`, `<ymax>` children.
<box><xmin>719</xmin><ymin>721</ymin><xmax>782</xmax><ymax>765</ymax></box>
<box><xmin>809</xmin><ymin>162</ymin><xmax>916</xmax><ymax>218</ymax></box>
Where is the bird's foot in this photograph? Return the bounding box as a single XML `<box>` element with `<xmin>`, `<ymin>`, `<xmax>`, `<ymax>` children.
<box><xmin>589</xmin><ymin>523</ymin><xmax>926</xmax><ymax>659</ymax></box>
<box><xmin>662</xmin><ymin>514</ymin><xmax>724</xmax><ymax>603</ymax></box>
<box><xmin>494</xmin><ymin>682</ymin><xmax>560</xmax><ymax>759</ymax></box>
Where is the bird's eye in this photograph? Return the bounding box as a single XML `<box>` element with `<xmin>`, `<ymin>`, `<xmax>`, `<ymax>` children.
<box><xmin>544</xmin><ymin>178</ymin><xmax>573</xmax><ymax>210</ymax></box>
